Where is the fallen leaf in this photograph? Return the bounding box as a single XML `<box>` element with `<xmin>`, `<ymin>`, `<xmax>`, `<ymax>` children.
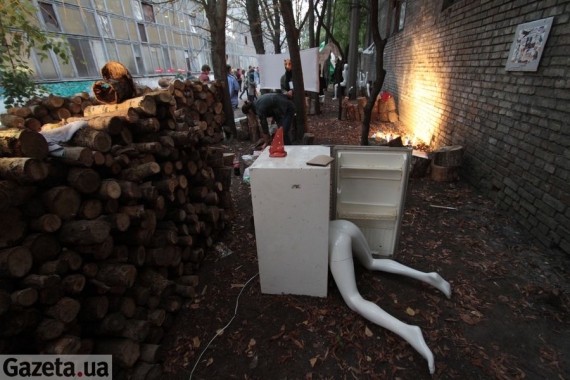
<box><xmin>248</xmin><ymin>338</ymin><xmax>256</xmax><ymax>349</ymax></box>
<box><xmin>193</xmin><ymin>336</ymin><xmax>201</xmax><ymax>348</ymax></box>
<box><xmin>206</xmin><ymin>358</ymin><xmax>213</xmax><ymax>367</ymax></box>
<box><xmin>309</xmin><ymin>357</ymin><xmax>317</xmax><ymax>367</ymax></box>
<box><xmin>364</xmin><ymin>326</ymin><xmax>374</xmax><ymax>337</ymax></box>
<box><xmin>216</xmin><ymin>328</ymin><xmax>225</xmax><ymax>336</ymax></box>
<box><xmin>366</xmin><ymin>355</ymin><xmax>372</xmax><ymax>362</ymax></box>
<box><xmin>231</xmin><ymin>283</ymin><xmax>245</xmax><ymax>288</ymax></box>
<box><xmin>406</xmin><ymin>307</ymin><xmax>416</xmax><ymax>316</ymax></box>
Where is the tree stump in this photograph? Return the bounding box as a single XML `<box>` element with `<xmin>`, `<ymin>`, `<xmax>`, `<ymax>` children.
<box><xmin>433</xmin><ymin>145</ymin><xmax>464</xmax><ymax>167</ymax></box>
<box><xmin>410</xmin><ymin>151</ymin><xmax>432</xmax><ymax>178</ymax></box>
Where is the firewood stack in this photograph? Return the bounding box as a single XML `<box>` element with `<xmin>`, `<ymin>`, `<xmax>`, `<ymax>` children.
<box><xmin>0</xmin><ymin>78</ymin><xmax>233</xmax><ymax>379</ymax></box>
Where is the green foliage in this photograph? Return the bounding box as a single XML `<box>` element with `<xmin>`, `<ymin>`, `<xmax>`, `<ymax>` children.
<box><xmin>0</xmin><ymin>0</ymin><xmax>70</xmax><ymax>107</ymax></box>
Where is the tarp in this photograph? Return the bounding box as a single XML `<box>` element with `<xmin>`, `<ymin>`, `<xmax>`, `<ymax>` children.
<box><xmin>257</xmin><ymin>48</ymin><xmax>319</xmax><ymax>92</ymax></box>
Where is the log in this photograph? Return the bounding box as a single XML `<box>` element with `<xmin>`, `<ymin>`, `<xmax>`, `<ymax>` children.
<box><xmin>0</xmin><ymin>181</ymin><xmax>36</xmax><ymax>210</ymax></box>
<box><xmin>70</xmin><ymin>128</ymin><xmax>112</xmax><ymax>153</ymax></box>
<box><xmin>67</xmin><ymin>168</ymin><xmax>101</xmax><ymax>194</ymax></box>
<box><xmin>59</xmin><ymin>249</ymin><xmax>83</xmax><ymax>271</ymax></box>
<box><xmin>42</xmin><ymin>186</ymin><xmax>81</xmax><ymax>220</ymax></box>
<box><xmin>0</xmin><ymin>246</ymin><xmax>32</xmax><ymax>278</ymax></box>
<box><xmin>61</xmin><ymin>274</ymin><xmax>86</xmax><ymax>294</ymax></box>
<box><xmin>38</xmin><ymin>286</ymin><xmax>64</xmax><ymax>305</ymax></box>
<box><xmin>10</xmin><ymin>288</ymin><xmax>38</xmax><ymax>307</ymax></box>
<box><xmin>118</xmin><ymin>319</ymin><xmax>150</xmax><ymax>342</ymax></box>
<box><xmin>75</xmin><ymin>236</ymin><xmax>114</xmax><ymax>260</ymax></box>
<box><xmin>94</xmin><ymin>312</ymin><xmax>126</xmax><ymax>334</ymax></box>
<box><xmin>433</xmin><ymin>145</ymin><xmax>464</xmax><ymax>167</ymax></box>
<box><xmin>20</xmin><ymin>274</ymin><xmax>60</xmax><ymax>289</ymax></box>
<box><xmin>139</xmin><ymin>343</ymin><xmax>164</xmax><ymax>364</ymax></box>
<box><xmin>55</xmin><ymin>146</ymin><xmax>94</xmax><ymax>167</ymax></box>
<box><xmin>79</xmin><ymin>296</ymin><xmax>109</xmax><ymax>321</ymax></box>
<box><xmin>95</xmin><ymin>264</ymin><xmax>137</xmax><ymax>288</ymax></box>
<box><xmin>85</xmin><ymin>95</ymin><xmax>156</xmax><ymax>117</ymax></box>
<box><xmin>97</xmin><ymin>213</ymin><xmax>131</xmax><ymax>232</ymax></box>
<box><xmin>128</xmin><ymin>246</ymin><xmax>146</xmax><ymax>267</ymax></box>
<box><xmin>77</xmin><ymin>198</ymin><xmax>103</xmax><ymax>220</ymax></box>
<box><xmin>24</xmin><ymin>118</ymin><xmax>42</xmax><ymax>132</ymax></box>
<box><xmin>94</xmin><ymin>338</ymin><xmax>140</xmax><ymax>368</ymax></box>
<box><xmin>29</xmin><ymin>214</ymin><xmax>62</xmax><ymax>233</ymax></box>
<box><xmin>36</xmin><ymin>318</ymin><xmax>65</xmax><ymax>340</ymax></box>
<box><xmin>121</xmin><ymin>162</ymin><xmax>161</xmax><ymax>182</ymax></box>
<box><xmin>44</xmin><ymin>297</ymin><xmax>81</xmax><ymax>323</ymax></box>
<box><xmin>38</xmin><ymin>259</ymin><xmax>69</xmax><ymax>276</ymax></box>
<box><xmin>0</xmin><ymin>129</ymin><xmax>49</xmax><ymax>159</ymax></box>
<box><xmin>23</xmin><ymin>233</ymin><xmax>61</xmax><ymax>264</ymax></box>
<box><xmin>43</xmin><ymin>335</ymin><xmax>81</xmax><ymax>355</ymax></box>
<box><xmin>97</xmin><ymin>179</ymin><xmax>122</xmax><ymax>200</ymax></box>
<box><xmin>42</xmin><ymin>94</ymin><xmax>65</xmax><ymax>109</ymax></box>
<box><xmin>145</xmin><ymin>327</ymin><xmax>164</xmax><ymax>344</ymax></box>
<box><xmin>0</xmin><ymin>114</ymin><xmax>25</xmax><ymax>128</ymax></box>
<box><xmin>138</xmin><ymin>269</ymin><xmax>175</xmax><ymax>297</ymax></box>
<box><xmin>108</xmin><ymin>297</ymin><xmax>136</xmax><ymax>318</ymax></box>
<box><xmin>59</xmin><ymin>220</ymin><xmax>110</xmax><ymax>245</ymax></box>
<box><xmin>0</xmin><ymin>157</ymin><xmax>47</xmax><ymax>182</ymax></box>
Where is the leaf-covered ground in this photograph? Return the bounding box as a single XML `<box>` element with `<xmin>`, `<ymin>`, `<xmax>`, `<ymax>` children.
<box><xmin>162</xmin><ymin>90</ymin><xmax>570</xmax><ymax>380</ymax></box>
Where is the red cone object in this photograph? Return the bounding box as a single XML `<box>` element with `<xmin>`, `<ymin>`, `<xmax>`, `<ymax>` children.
<box><xmin>269</xmin><ymin>127</ymin><xmax>287</xmax><ymax>157</ymax></box>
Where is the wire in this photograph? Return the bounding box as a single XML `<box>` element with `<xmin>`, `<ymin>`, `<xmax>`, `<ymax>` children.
<box><xmin>188</xmin><ymin>272</ymin><xmax>260</xmax><ymax>380</ymax></box>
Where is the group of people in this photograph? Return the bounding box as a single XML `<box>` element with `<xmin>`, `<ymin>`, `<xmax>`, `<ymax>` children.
<box><xmin>197</xmin><ymin>61</ymin><xmax>298</xmax><ymax>149</ymax></box>
<box><xmin>241</xmin><ymin>59</ymin><xmax>296</xmax><ymax>149</ymax></box>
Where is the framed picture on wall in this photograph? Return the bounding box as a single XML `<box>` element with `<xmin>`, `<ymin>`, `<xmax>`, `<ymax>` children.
<box><xmin>505</xmin><ymin>17</ymin><xmax>553</xmax><ymax>72</ymax></box>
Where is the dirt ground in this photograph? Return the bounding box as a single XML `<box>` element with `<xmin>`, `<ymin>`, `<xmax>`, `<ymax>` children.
<box><xmin>161</xmin><ymin>90</ymin><xmax>570</xmax><ymax>380</ymax></box>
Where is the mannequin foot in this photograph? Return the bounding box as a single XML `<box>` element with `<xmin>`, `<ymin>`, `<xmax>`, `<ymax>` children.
<box><xmin>427</xmin><ymin>272</ymin><xmax>452</xmax><ymax>299</ymax></box>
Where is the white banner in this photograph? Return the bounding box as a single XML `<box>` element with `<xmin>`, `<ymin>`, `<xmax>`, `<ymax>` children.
<box><xmin>257</xmin><ymin>48</ymin><xmax>320</xmax><ymax>93</ymax></box>
<box><xmin>0</xmin><ymin>355</ymin><xmax>112</xmax><ymax>379</ymax></box>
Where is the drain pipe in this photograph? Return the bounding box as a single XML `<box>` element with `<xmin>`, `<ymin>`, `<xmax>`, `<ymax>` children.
<box><xmin>328</xmin><ymin>220</ymin><xmax>452</xmax><ymax>374</ymax></box>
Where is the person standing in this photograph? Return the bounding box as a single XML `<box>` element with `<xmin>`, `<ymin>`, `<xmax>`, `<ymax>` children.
<box><xmin>226</xmin><ymin>65</ymin><xmax>240</xmax><ymax>109</ymax></box>
<box><xmin>236</xmin><ymin>68</ymin><xmax>243</xmax><ymax>96</ymax></box>
<box><xmin>280</xmin><ymin>59</ymin><xmax>293</xmax><ymax>99</ymax></box>
<box><xmin>199</xmin><ymin>64</ymin><xmax>211</xmax><ymax>82</ymax></box>
<box><xmin>246</xmin><ymin>68</ymin><xmax>257</xmax><ymax>102</ymax></box>
<box><xmin>241</xmin><ymin>93</ymin><xmax>296</xmax><ymax>148</ymax></box>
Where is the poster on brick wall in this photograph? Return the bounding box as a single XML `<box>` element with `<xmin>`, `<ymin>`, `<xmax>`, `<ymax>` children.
<box><xmin>505</xmin><ymin>17</ymin><xmax>553</xmax><ymax>72</ymax></box>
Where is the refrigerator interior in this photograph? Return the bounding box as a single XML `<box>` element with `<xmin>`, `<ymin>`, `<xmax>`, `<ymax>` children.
<box><xmin>332</xmin><ymin>146</ymin><xmax>412</xmax><ymax>257</ymax></box>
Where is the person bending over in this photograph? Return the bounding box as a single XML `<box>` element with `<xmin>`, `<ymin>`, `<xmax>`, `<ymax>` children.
<box><xmin>241</xmin><ymin>93</ymin><xmax>296</xmax><ymax>148</ymax></box>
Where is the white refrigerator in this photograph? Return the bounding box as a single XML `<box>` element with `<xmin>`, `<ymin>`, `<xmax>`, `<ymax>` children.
<box><xmin>250</xmin><ymin>145</ymin><xmax>411</xmax><ymax>297</ymax></box>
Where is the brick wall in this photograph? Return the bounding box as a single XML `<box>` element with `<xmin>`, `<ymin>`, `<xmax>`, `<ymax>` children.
<box><xmin>376</xmin><ymin>0</ymin><xmax>570</xmax><ymax>254</ymax></box>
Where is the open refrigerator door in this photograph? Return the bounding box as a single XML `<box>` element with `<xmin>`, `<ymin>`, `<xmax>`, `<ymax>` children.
<box><xmin>332</xmin><ymin>146</ymin><xmax>412</xmax><ymax>258</ymax></box>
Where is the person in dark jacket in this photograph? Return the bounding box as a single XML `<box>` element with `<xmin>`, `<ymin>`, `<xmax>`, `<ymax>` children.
<box><xmin>241</xmin><ymin>93</ymin><xmax>296</xmax><ymax>147</ymax></box>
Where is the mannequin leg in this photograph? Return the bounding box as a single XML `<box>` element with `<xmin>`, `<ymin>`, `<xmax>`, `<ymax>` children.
<box><xmin>332</xmin><ymin>84</ymin><xmax>338</xmax><ymax>100</ymax></box>
<box><xmin>329</xmin><ymin>229</ymin><xmax>436</xmax><ymax>374</ymax></box>
<box><xmin>330</xmin><ymin>220</ymin><xmax>451</xmax><ymax>298</ymax></box>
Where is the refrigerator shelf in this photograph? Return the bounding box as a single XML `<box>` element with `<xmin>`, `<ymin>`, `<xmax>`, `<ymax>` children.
<box><xmin>339</xmin><ymin>166</ymin><xmax>402</xmax><ymax>180</ymax></box>
<box><xmin>337</xmin><ymin>203</ymin><xmax>398</xmax><ymax>220</ymax></box>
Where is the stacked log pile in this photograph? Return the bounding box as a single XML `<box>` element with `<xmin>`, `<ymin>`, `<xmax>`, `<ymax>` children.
<box><xmin>0</xmin><ymin>78</ymin><xmax>233</xmax><ymax>379</ymax></box>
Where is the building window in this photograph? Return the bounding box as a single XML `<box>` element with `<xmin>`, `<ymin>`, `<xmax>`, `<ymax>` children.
<box><xmin>138</xmin><ymin>23</ymin><xmax>148</xmax><ymax>42</ymax></box>
<box><xmin>39</xmin><ymin>2</ymin><xmax>60</xmax><ymax>32</ymax></box>
<box><xmin>142</xmin><ymin>3</ymin><xmax>155</xmax><ymax>23</ymax></box>
<box><xmin>67</xmin><ymin>38</ymin><xmax>98</xmax><ymax>77</ymax></box>
<box><xmin>389</xmin><ymin>0</ymin><xmax>406</xmax><ymax>36</ymax></box>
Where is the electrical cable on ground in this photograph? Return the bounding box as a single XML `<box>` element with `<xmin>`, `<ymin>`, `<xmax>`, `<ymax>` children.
<box><xmin>188</xmin><ymin>272</ymin><xmax>260</xmax><ymax>380</ymax></box>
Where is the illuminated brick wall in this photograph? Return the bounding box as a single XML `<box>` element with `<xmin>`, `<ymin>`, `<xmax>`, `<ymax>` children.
<box><xmin>378</xmin><ymin>0</ymin><xmax>570</xmax><ymax>254</ymax></box>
